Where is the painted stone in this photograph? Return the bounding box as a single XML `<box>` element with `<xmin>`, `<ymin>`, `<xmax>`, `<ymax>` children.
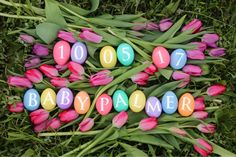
<box><xmin>145</xmin><ymin>96</ymin><xmax>162</xmax><ymax>118</ymax></box>
<box><xmin>161</xmin><ymin>91</ymin><xmax>178</xmax><ymax>114</ymax></box>
<box><xmin>53</xmin><ymin>40</ymin><xmax>71</xmax><ymax>65</ymax></box>
<box><xmin>117</xmin><ymin>43</ymin><xmax>134</xmax><ymax>66</ymax></box>
<box><xmin>41</xmin><ymin>88</ymin><xmax>56</xmax><ymax>111</ymax></box>
<box><xmin>23</xmin><ymin>89</ymin><xmax>40</xmax><ymax>111</ymax></box>
<box><xmin>71</xmin><ymin>42</ymin><xmax>87</xmax><ymax>64</ymax></box>
<box><xmin>96</xmin><ymin>93</ymin><xmax>112</xmax><ymax>115</ymax></box>
<box><xmin>152</xmin><ymin>46</ymin><xmax>170</xmax><ymax>69</ymax></box>
<box><xmin>170</xmin><ymin>49</ymin><xmax>187</xmax><ymax>69</ymax></box>
<box><xmin>100</xmin><ymin>46</ymin><xmax>117</xmax><ymax>68</ymax></box>
<box><xmin>129</xmin><ymin>90</ymin><xmax>146</xmax><ymax>112</ymax></box>
<box><xmin>74</xmin><ymin>91</ymin><xmax>90</xmax><ymax>114</ymax></box>
<box><xmin>112</xmin><ymin>90</ymin><xmax>129</xmax><ymax>112</ymax></box>
<box><xmin>56</xmin><ymin>87</ymin><xmax>73</xmax><ymax>110</ymax></box>
<box><xmin>178</xmin><ymin>93</ymin><xmax>195</xmax><ymax>117</ymax></box>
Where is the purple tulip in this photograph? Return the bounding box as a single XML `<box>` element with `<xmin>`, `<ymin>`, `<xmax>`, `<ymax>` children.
<box><xmin>32</xmin><ymin>43</ymin><xmax>49</xmax><ymax>57</ymax></box>
<box><xmin>186</xmin><ymin>50</ymin><xmax>205</xmax><ymax>60</ymax></box>
<box><xmin>172</xmin><ymin>71</ymin><xmax>190</xmax><ymax>88</ymax></box>
<box><xmin>209</xmin><ymin>48</ymin><xmax>226</xmax><ymax>57</ymax></box>
<box><xmin>191</xmin><ymin>42</ymin><xmax>207</xmax><ymax>52</ymax></box>
<box><xmin>19</xmin><ymin>34</ymin><xmax>35</xmax><ymax>44</ymax></box>
<box><xmin>24</xmin><ymin>56</ymin><xmax>41</xmax><ymax>68</ymax></box>
<box><xmin>146</xmin><ymin>22</ymin><xmax>159</xmax><ymax>30</ymax></box>
<box><xmin>79</xmin><ymin>30</ymin><xmax>102</xmax><ymax>43</ymax></box>
<box><xmin>202</xmin><ymin>33</ymin><xmax>219</xmax><ymax>48</ymax></box>
<box><xmin>159</xmin><ymin>18</ymin><xmax>173</xmax><ymax>32</ymax></box>
<box><xmin>183</xmin><ymin>65</ymin><xmax>202</xmax><ymax>76</ymax></box>
<box><xmin>182</xmin><ymin>19</ymin><xmax>202</xmax><ymax>34</ymax></box>
<box><xmin>7</xmin><ymin>76</ymin><xmax>32</xmax><ymax>88</ymax></box>
<box><xmin>132</xmin><ymin>23</ymin><xmax>146</xmax><ymax>31</ymax></box>
<box><xmin>57</xmin><ymin>31</ymin><xmax>76</xmax><ymax>43</ymax></box>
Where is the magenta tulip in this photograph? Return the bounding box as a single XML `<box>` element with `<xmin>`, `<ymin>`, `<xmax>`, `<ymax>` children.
<box><xmin>112</xmin><ymin>111</ymin><xmax>128</xmax><ymax>128</ymax></box>
<box><xmin>159</xmin><ymin>18</ymin><xmax>173</xmax><ymax>31</ymax></box>
<box><xmin>79</xmin><ymin>30</ymin><xmax>103</xmax><ymax>43</ymax></box>
<box><xmin>7</xmin><ymin>76</ymin><xmax>32</xmax><ymax>88</ymax></box>
<box><xmin>139</xmin><ymin>117</ymin><xmax>157</xmax><ymax>131</ymax></box>
<box><xmin>24</xmin><ymin>56</ymin><xmax>41</xmax><ymax>68</ymax></box>
<box><xmin>32</xmin><ymin>43</ymin><xmax>49</xmax><ymax>56</ymax></box>
<box><xmin>144</xmin><ymin>63</ymin><xmax>157</xmax><ymax>75</ymax></box>
<box><xmin>34</xmin><ymin>121</ymin><xmax>47</xmax><ymax>133</ymax></box>
<box><xmin>207</xmin><ymin>84</ymin><xmax>226</xmax><ymax>96</ymax></box>
<box><xmin>79</xmin><ymin>118</ymin><xmax>94</xmax><ymax>132</ymax></box>
<box><xmin>192</xmin><ymin>111</ymin><xmax>208</xmax><ymax>120</ymax></box>
<box><xmin>57</xmin><ymin>30</ymin><xmax>76</xmax><ymax>43</ymax></box>
<box><xmin>197</xmin><ymin>123</ymin><xmax>216</xmax><ymax>134</ymax></box>
<box><xmin>19</xmin><ymin>34</ymin><xmax>35</xmax><ymax>44</ymax></box>
<box><xmin>202</xmin><ymin>33</ymin><xmax>219</xmax><ymax>48</ymax></box>
<box><xmin>25</xmin><ymin>69</ymin><xmax>43</xmax><ymax>83</ymax></box>
<box><xmin>209</xmin><ymin>48</ymin><xmax>226</xmax><ymax>57</ymax></box>
<box><xmin>90</xmin><ymin>70</ymin><xmax>113</xmax><ymax>87</ymax></box>
<box><xmin>194</xmin><ymin>138</ymin><xmax>213</xmax><ymax>157</ymax></box>
<box><xmin>194</xmin><ymin>96</ymin><xmax>205</xmax><ymax>111</ymax></box>
<box><xmin>50</xmin><ymin>77</ymin><xmax>69</xmax><ymax>88</ymax></box>
<box><xmin>183</xmin><ymin>65</ymin><xmax>202</xmax><ymax>76</ymax></box>
<box><xmin>69</xmin><ymin>73</ymin><xmax>84</xmax><ymax>82</ymax></box>
<box><xmin>132</xmin><ymin>23</ymin><xmax>146</xmax><ymax>31</ymax></box>
<box><xmin>46</xmin><ymin>118</ymin><xmax>61</xmax><ymax>130</ymax></box>
<box><xmin>68</xmin><ymin>61</ymin><xmax>85</xmax><ymax>75</ymax></box>
<box><xmin>182</xmin><ymin>19</ymin><xmax>202</xmax><ymax>33</ymax></box>
<box><xmin>191</xmin><ymin>42</ymin><xmax>207</xmax><ymax>52</ymax></box>
<box><xmin>146</xmin><ymin>22</ymin><xmax>159</xmax><ymax>30</ymax></box>
<box><xmin>59</xmin><ymin>109</ymin><xmax>79</xmax><ymax>123</ymax></box>
<box><xmin>169</xmin><ymin>127</ymin><xmax>187</xmax><ymax>136</ymax></box>
<box><xmin>30</xmin><ymin>109</ymin><xmax>49</xmax><ymax>125</ymax></box>
<box><xmin>172</xmin><ymin>71</ymin><xmax>190</xmax><ymax>88</ymax></box>
<box><xmin>131</xmin><ymin>72</ymin><xmax>149</xmax><ymax>85</ymax></box>
<box><xmin>186</xmin><ymin>50</ymin><xmax>205</xmax><ymax>60</ymax></box>
<box><xmin>39</xmin><ymin>64</ymin><xmax>59</xmax><ymax>78</ymax></box>
<box><xmin>8</xmin><ymin>102</ymin><xmax>24</xmax><ymax>113</ymax></box>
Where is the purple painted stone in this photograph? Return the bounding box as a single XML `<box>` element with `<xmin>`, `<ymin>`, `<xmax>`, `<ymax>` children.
<box><xmin>145</xmin><ymin>96</ymin><xmax>162</xmax><ymax>118</ymax></box>
<box><xmin>57</xmin><ymin>87</ymin><xmax>73</xmax><ymax>109</ymax></box>
<box><xmin>71</xmin><ymin>42</ymin><xmax>87</xmax><ymax>64</ymax></box>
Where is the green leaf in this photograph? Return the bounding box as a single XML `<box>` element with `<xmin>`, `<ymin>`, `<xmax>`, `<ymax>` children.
<box><xmin>126</xmin><ymin>84</ymin><xmax>138</xmax><ymax>95</ymax></box>
<box><xmin>88</xmin><ymin>18</ymin><xmax>135</xmax><ymax>28</ymax></box>
<box><xmin>114</xmin><ymin>14</ymin><xmax>144</xmax><ymax>21</ymax></box>
<box><xmin>21</xmin><ymin>149</ymin><xmax>35</xmax><ymax>157</ymax></box>
<box><xmin>160</xmin><ymin>135</ymin><xmax>180</xmax><ymax>150</ymax></box>
<box><xmin>36</xmin><ymin>22</ymin><xmax>61</xmax><ymax>44</ymax></box>
<box><xmin>159</xmin><ymin>68</ymin><xmax>173</xmax><ymax>80</ymax></box>
<box><xmin>212</xmin><ymin>143</ymin><xmax>236</xmax><ymax>157</ymax></box>
<box><xmin>143</xmin><ymin>84</ymin><xmax>159</xmax><ymax>96</ymax></box>
<box><xmin>119</xmin><ymin>142</ymin><xmax>148</xmax><ymax>157</ymax></box>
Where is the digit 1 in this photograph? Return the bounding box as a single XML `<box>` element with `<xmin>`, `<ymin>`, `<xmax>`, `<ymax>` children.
<box><xmin>59</xmin><ymin>45</ymin><xmax>64</xmax><ymax>59</ymax></box>
<box><xmin>158</xmin><ymin>50</ymin><xmax>164</xmax><ymax>63</ymax></box>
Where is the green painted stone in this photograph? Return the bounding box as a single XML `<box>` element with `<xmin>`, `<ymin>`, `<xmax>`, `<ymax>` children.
<box><xmin>117</xmin><ymin>43</ymin><xmax>134</xmax><ymax>66</ymax></box>
<box><xmin>112</xmin><ymin>90</ymin><xmax>129</xmax><ymax>112</ymax></box>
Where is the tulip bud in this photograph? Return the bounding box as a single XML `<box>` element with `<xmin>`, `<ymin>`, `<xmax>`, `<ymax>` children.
<box><xmin>192</xmin><ymin>111</ymin><xmax>208</xmax><ymax>120</ymax></box>
<box><xmin>209</xmin><ymin>48</ymin><xmax>226</xmax><ymax>57</ymax></box>
<box><xmin>24</xmin><ymin>56</ymin><xmax>41</xmax><ymax>68</ymax></box>
<box><xmin>25</xmin><ymin>69</ymin><xmax>43</xmax><ymax>83</ymax></box>
<box><xmin>57</xmin><ymin>31</ymin><xmax>76</xmax><ymax>43</ymax></box>
<box><xmin>69</xmin><ymin>73</ymin><xmax>84</xmax><ymax>82</ymax></box>
<box><xmin>46</xmin><ymin>118</ymin><xmax>61</xmax><ymax>130</ymax></box>
<box><xmin>197</xmin><ymin>123</ymin><xmax>216</xmax><ymax>134</ymax></box>
<box><xmin>55</xmin><ymin>64</ymin><xmax>68</xmax><ymax>72</ymax></box>
<box><xmin>139</xmin><ymin>117</ymin><xmax>157</xmax><ymax>131</ymax></box>
<box><xmin>172</xmin><ymin>71</ymin><xmax>190</xmax><ymax>88</ymax></box>
<box><xmin>202</xmin><ymin>33</ymin><xmax>219</xmax><ymax>48</ymax></box>
<box><xmin>190</xmin><ymin>42</ymin><xmax>207</xmax><ymax>52</ymax></box>
<box><xmin>182</xmin><ymin>19</ymin><xmax>202</xmax><ymax>34</ymax></box>
<box><xmin>194</xmin><ymin>138</ymin><xmax>213</xmax><ymax>156</ymax></box>
<box><xmin>50</xmin><ymin>77</ymin><xmax>69</xmax><ymax>88</ymax></box>
<box><xmin>207</xmin><ymin>84</ymin><xmax>226</xmax><ymax>96</ymax></box>
<box><xmin>32</xmin><ymin>43</ymin><xmax>49</xmax><ymax>57</ymax></box>
<box><xmin>79</xmin><ymin>30</ymin><xmax>103</xmax><ymax>43</ymax></box>
<box><xmin>131</xmin><ymin>72</ymin><xmax>149</xmax><ymax>85</ymax></box>
<box><xmin>19</xmin><ymin>34</ymin><xmax>35</xmax><ymax>44</ymax></box>
<box><xmin>59</xmin><ymin>109</ymin><xmax>79</xmax><ymax>123</ymax></box>
<box><xmin>169</xmin><ymin>127</ymin><xmax>187</xmax><ymax>136</ymax></box>
<box><xmin>7</xmin><ymin>76</ymin><xmax>33</xmax><ymax>88</ymax></box>
<box><xmin>194</xmin><ymin>96</ymin><xmax>205</xmax><ymax>111</ymax></box>
<box><xmin>146</xmin><ymin>22</ymin><xmax>159</xmax><ymax>30</ymax></box>
<box><xmin>39</xmin><ymin>64</ymin><xmax>59</xmax><ymax>78</ymax></box>
<box><xmin>68</xmin><ymin>61</ymin><xmax>85</xmax><ymax>75</ymax></box>
<box><xmin>186</xmin><ymin>50</ymin><xmax>205</xmax><ymax>60</ymax></box>
<box><xmin>79</xmin><ymin>118</ymin><xmax>94</xmax><ymax>132</ymax></box>
<box><xmin>132</xmin><ymin>23</ymin><xmax>146</xmax><ymax>31</ymax></box>
<box><xmin>183</xmin><ymin>65</ymin><xmax>202</xmax><ymax>76</ymax></box>
<box><xmin>112</xmin><ymin>111</ymin><xmax>128</xmax><ymax>128</ymax></box>
<box><xmin>90</xmin><ymin>70</ymin><xmax>113</xmax><ymax>86</ymax></box>
<box><xmin>30</xmin><ymin>109</ymin><xmax>49</xmax><ymax>125</ymax></box>
<box><xmin>144</xmin><ymin>63</ymin><xmax>157</xmax><ymax>75</ymax></box>
<box><xmin>34</xmin><ymin>121</ymin><xmax>47</xmax><ymax>133</ymax></box>
<box><xmin>8</xmin><ymin>102</ymin><xmax>24</xmax><ymax>113</ymax></box>
<box><xmin>159</xmin><ymin>18</ymin><xmax>173</xmax><ymax>32</ymax></box>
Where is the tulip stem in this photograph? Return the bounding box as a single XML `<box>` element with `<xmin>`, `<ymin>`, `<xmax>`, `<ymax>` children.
<box><xmin>37</xmin><ymin>130</ymin><xmax>101</xmax><ymax>137</ymax></box>
<box><xmin>0</xmin><ymin>12</ymin><xmax>45</xmax><ymax>21</ymax></box>
<box><xmin>205</xmin><ymin>106</ymin><xmax>219</xmax><ymax>110</ymax></box>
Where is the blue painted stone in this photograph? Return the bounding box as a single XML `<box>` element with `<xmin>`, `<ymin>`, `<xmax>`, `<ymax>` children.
<box><xmin>71</xmin><ymin>42</ymin><xmax>87</xmax><ymax>64</ymax></box>
<box><xmin>145</xmin><ymin>96</ymin><xmax>162</xmax><ymax>118</ymax></box>
<box><xmin>23</xmin><ymin>89</ymin><xmax>40</xmax><ymax>111</ymax></box>
<box><xmin>112</xmin><ymin>90</ymin><xmax>129</xmax><ymax>112</ymax></box>
<box><xmin>170</xmin><ymin>49</ymin><xmax>187</xmax><ymax>69</ymax></box>
<box><xmin>161</xmin><ymin>91</ymin><xmax>178</xmax><ymax>114</ymax></box>
<box><xmin>117</xmin><ymin>43</ymin><xmax>135</xmax><ymax>66</ymax></box>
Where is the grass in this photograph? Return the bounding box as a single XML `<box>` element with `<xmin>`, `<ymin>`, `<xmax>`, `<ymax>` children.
<box><xmin>0</xmin><ymin>0</ymin><xmax>236</xmax><ymax>156</ymax></box>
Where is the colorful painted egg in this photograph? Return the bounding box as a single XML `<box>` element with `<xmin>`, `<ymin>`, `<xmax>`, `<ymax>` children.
<box><xmin>178</xmin><ymin>93</ymin><xmax>195</xmax><ymax>117</ymax></box>
<box><xmin>23</xmin><ymin>89</ymin><xmax>40</xmax><ymax>111</ymax></box>
<box><xmin>170</xmin><ymin>49</ymin><xmax>187</xmax><ymax>69</ymax></box>
<box><xmin>41</xmin><ymin>88</ymin><xmax>56</xmax><ymax>111</ymax></box>
<box><xmin>96</xmin><ymin>93</ymin><xmax>112</xmax><ymax>115</ymax></box>
<box><xmin>74</xmin><ymin>91</ymin><xmax>90</xmax><ymax>114</ymax></box>
<box><xmin>112</xmin><ymin>90</ymin><xmax>129</xmax><ymax>112</ymax></box>
<box><xmin>117</xmin><ymin>43</ymin><xmax>135</xmax><ymax>66</ymax></box>
<box><xmin>129</xmin><ymin>90</ymin><xmax>146</xmax><ymax>112</ymax></box>
<box><xmin>145</xmin><ymin>96</ymin><xmax>162</xmax><ymax>118</ymax></box>
<box><xmin>56</xmin><ymin>87</ymin><xmax>73</xmax><ymax>110</ymax></box>
<box><xmin>53</xmin><ymin>41</ymin><xmax>71</xmax><ymax>65</ymax></box>
<box><xmin>71</xmin><ymin>42</ymin><xmax>87</xmax><ymax>64</ymax></box>
<box><xmin>161</xmin><ymin>91</ymin><xmax>178</xmax><ymax>114</ymax></box>
<box><xmin>152</xmin><ymin>46</ymin><xmax>170</xmax><ymax>69</ymax></box>
<box><xmin>100</xmin><ymin>46</ymin><xmax>117</xmax><ymax>68</ymax></box>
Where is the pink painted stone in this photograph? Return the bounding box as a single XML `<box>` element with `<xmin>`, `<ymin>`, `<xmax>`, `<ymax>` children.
<box><xmin>96</xmin><ymin>94</ymin><xmax>112</xmax><ymax>116</ymax></box>
<box><xmin>53</xmin><ymin>41</ymin><xmax>71</xmax><ymax>65</ymax></box>
<box><xmin>152</xmin><ymin>46</ymin><xmax>170</xmax><ymax>69</ymax></box>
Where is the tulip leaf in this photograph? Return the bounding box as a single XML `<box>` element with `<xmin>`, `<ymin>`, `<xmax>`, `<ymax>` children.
<box><xmin>97</xmin><ymin>14</ymin><xmax>114</xmax><ymax>19</ymax></box>
<box><xmin>159</xmin><ymin>68</ymin><xmax>173</xmax><ymax>80</ymax></box>
<box><xmin>143</xmin><ymin>84</ymin><xmax>159</xmax><ymax>96</ymax></box>
<box><xmin>160</xmin><ymin>134</ymin><xmax>180</xmax><ymax>150</ymax></box>
<box><xmin>88</xmin><ymin>18</ymin><xmax>136</xmax><ymax>28</ymax></box>
<box><xmin>21</xmin><ymin>149</ymin><xmax>35</xmax><ymax>157</ymax></box>
<box><xmin>119</xmin><ymin>142</ymin><xmax>148</xmax><ymax>157</ymax></box>
<box><xmin>114</xmin><ymin>14</ymin><xmax>144</xmax><ymax>21</ymax></box>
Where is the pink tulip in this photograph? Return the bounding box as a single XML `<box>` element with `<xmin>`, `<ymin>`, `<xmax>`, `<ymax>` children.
<box><xmin>33</xmin><ymin>121</ymin><xmax>47</xmax><ymax>133</ymax></box>
<box><xmin>81</xmin><ymin>27</ymin><xmax>93</xmax><ymax>32</ymax></box>
<box><xmin>8</xmin><ymin>102</ymin><xmax>24</xmax><ymax>113</ymax></box>
<box><xmin>169</xmin><ymin>127</ymin><xmax>187</xmax><ymax>136</ymax></box>
<box><xmin>194</xmin><ymin>138</ymin><xmax>213</xmax><ymax>157</ymax></box>
<box><xmin>144</xmin><ymin>63</ymin><xmax>157</xmax><ymax>75</ymax></box>
<box><xmin>79</xmin><ymin>30</ymin><xmax>103</xmax><ymax>43</ymax></box>
<box><xmin>172</xmin><ymin>71</ymin><xmax>190</xmax><ymax>88</ymax></box>
<box><xmin>90</xmin><ymin>70</ymin><xmax>113</xmax><ymax>86</ymax></box>
<box><xmin>194</xmin><ymin>96</ymin><xmax>205</xmax><ymax>111</ymax></box>
<box><xmin>19</xmin><ymin>34</ymin><xmax>35</xmax><ymax>44</ymax></box>
<box><xmin>46</xmin><ymin>118</ymin><xmax>61</xmax><ymax>130</ymax></box>
<box><xmin>79</xmin><ymin>118</ymin><xmax>94</xmax><ymax>132</ymax></box>
<box><xmin>39</xmin><ymin>64</ymin><xmax>59</xmax><ymax>78</ymax></box>
<box><xmin>55</xmin><ymin>64</ymin><xmax>68</xmax><ymax>72</ymax></box>
<box><xmin>190</xmin><ymin>42</ymin><xmax>207</xmax><ymax>52</ymax></box>
<box><xmin>197</xmin><ymin>123</ymin><xmax>216</xmax><ymax>134</ymax></box>
<box><xmin>183</xmin><ymin>65</ymin><xmax>202</xmax><ymax>76</ymax></box>
<box><xmin>24</xmin><ymin>56</ymin><xmax>41</xmax><ymax>68</ymax></box>
<box><xmin>112</xmin><ymin>111</ymin><xmax>128</xmax><ymax>128</ymax></box>
<box><xmin>192</xmin><ymin>111</ymin><xmax>208</xmax><ymax>120</ymax></box>
<box><xmin>132</xmin><ymin>23</ymin><xmax>146</xmax><ymax>31</ymax></box>
<box><xmin>209</xmin><ymin>48</ymin><xmax>226</xmax><ymax>57</ymax></box>
<box><xmin>131</xmin><ymin>72</ymin><xmax>149</xmax><ymax>85</ymax></box>
<box><xmin>68</xmin><ymin>61</ymin><xmax>84</xmax><ymax>75</ymax></box>
<box><xmin>59</xmin><ymin>109</ymin><xmax>79</xmax><ymax>123</ymax></box>
<box><xmin>202</xmin><ymin>33</ymin><xmax>219</xmax><ymax>48</ymax></box>
<box><xmin>159</xmin><ymin>18</ymin><xmax>173</xmax><ymax>31</ymax></box>
<box><xmin>7</xmin><ymin>76</ymin><xmax>32</xmax><ymax>88</ymax></box>
<box><xmin>25</xmin><ymin>69</ymin><xmax>43</xmax><ymax>83</ymax></box>
<box><xmin>139</xmin><ymin>117</ymin><xmax>157</xmax><ymax>131</ymax></box>
<box><xmin>186</xmin><ymin>50</ymin><xmax>205</xmax><ymax>60</ymax></box>
<box><xmin>32</xmin><ymin>43</ymin><xmax>49</xmax><ymax>56</ymax></box>
<box><xmin>207</xmin><ymin>84</ymin><xmax>226</xmax><ymax>96</ymax></box>
<box><xmin>30</xmin><ymin>109</ymin><xmax>49</xmax><ymax>125</ymax></box>
<box><xmin>182</xmin><ymin>19</ymin><xmax>202</xmax><ymax>33</ymax></box>
<box><xmin>69</xmin><ymin>73</ymin><xmax>84</xmax><ymax>82</ymax></box>
<box><xmin>50</xmin><ymin>77</ymin><xmax>69</xmax><ymax>88</ymax></box>
<box><xmin>57</xmin><ymin>30</ymin><xmax>76</xmax><ymax>43</ymax></box>
<box><xmin>146</xmin><ymin>22</ymin><xmax>159</xmax><ymax>30</ymax></box>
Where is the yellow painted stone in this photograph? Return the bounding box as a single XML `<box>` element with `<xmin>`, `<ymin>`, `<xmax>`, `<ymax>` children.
<box><xmin>178</xmin><ymin>93</ymin><xmax>195</xmax><ymax>117</ymax></box>
<box><xmin>100</xmin><ymin>46</ymin><xmax>117</xmax><ymax>68</ymax></box>
<box><xmin>41</xmin><ymin>88</ymin><xmax>56</xmax><ymax>111</ymax></box>
<box><xmin>74</xmin><ymin>91</ymin><xmax>90</xmax><ymax>114</ymax></box>
<box><xmin>129</xmin><ymin>90</ymin><xmax>146</xmax><ymax>112</ymax></box>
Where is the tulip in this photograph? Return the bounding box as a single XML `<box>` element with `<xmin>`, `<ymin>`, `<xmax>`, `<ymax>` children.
<box><xmin>68</xmin><ymin>61</ymin><xmax>85</xmax><ymax>75</ymax></box>
<box><xmin>55</xmin><ymin>64</ymin><xmax>68</xmax><ymax>72</ymax></box>
<box><xmin>146</xmin><ymin>22</ymin><xmax>159</xmax><ymax>30</ymax></box>
<box><xmin>194</xmin><ymin>96</ymin><xmax>205</xmax><ymax>111</ymax></box>
<box><xmin>182</xmin><ymin>19</ymin><xmax>202</xmax><ymax>33</ymax></box>
<box><xmin>46</xmin><ymin>118</ymin><xmax>61</xmax><ymax>130</ymax></box>
<box><xmin>33</xmin><ymin>121</ymin><xmax>47</xmax><ymax>133</ymax></box>
<box><xmin>90</xmin><ymin>70</ymin><xmax>113</xmax><ymax>86</ymax></box>
<box><xmin>183</xmin><ymin>65</ymin><xmax>202</xmax><ymax>76</ymax></box>
<box><xmin>132</xmin><ymin>23</ymin><xmax>146</xmax><ymax>31</ymax></box>
<box><xmin>30</xmin><ymin>109</ymin><xmax>49</xmax><ymax>125</ymax></box>
<box><xmin>192</xmin><ymin>111</ymin><xmax>208</xmax><ymax>120</ymax></box>
<box><xmin>207</xmin><ymin>84</ymin><xmax>226</xmax><ymax>96</ymax></box>
<box><xmin>79</xmin><ymin>118</ymin><xmax>94</xmax><ymax>132</ymax></box>
<box><xmin>7</xmin><ymin>76</ymin><xmax>32</xmax><ymax>88</ymax></box>
<box><xmin>131</xmin><ymin>72</ymin><xmax>149</xmax><ymax>85</ymax></box>
<box><xmin>209</xmin><ymin>48</ymin><xmax>226</xmax><ymax>57</ymax></box>
<box><xmin>169</xmin><ymin>127</ymin><xmax>187</xmax><ymax>136</ymax></box>
<box><xmin>24</xmin><ymin>56</ymin><xmax>41</xmax><ymax>68</ymax></box>
<box><xmin>190</xmin><ymin>42</ymin><xmax>207</xmax><ymax>52</ymax></box>
<box><xmin>112</xmin><ymin>111</ymin><xmax>128</xmax><ymax>128</ymax></box>
<box><xmin>39</xmin><ymin>64</ymin><xmax>59</xmax><ymax>78</ymax></box>
<box><xmin>79</xmin><ymin>30</ymin><xmax>103</xmax><ymax>43</ymax></box>
<box><xmin>202</xmin><ymin>33</ymin><xmax>219</xmax><ymax>48</ymax></box>
<box><xmin>172</xmin><ymin>71</ymin><xmax>190</xmax><ymax>88</ymax></box>
<box><xmin>19</xmin><ymin>34</ymin><xmax>35</xmax><ymax>44</ymax></box>
<box><xmin>139</xmin><ymin>117</ymin><xmax>157</xmax><ymax>131</ymax></box>
<box><xmin>194</xmin><ymin>138</ymin><xmax>213</xmax><ymax>157</ymax></box>
<box><xmin>159</xmin><ymin>18</ymin><xmax>173</xmax><ymax>31</ymax></box>
<box><xmin>81</xmin><ymin>27</ymin><xmax>93</xmax><ymax>32</ymax></box>
<box><xmin>186</xmin><ymin>50</ymin><xmax>205</xmax><ymax>60</ymax></box>
<box><xmin>8</xmin><ymin>102</ymin><xmax>24</xmax><ymax>113</ymax></box>
<box><xmin>25</xmin><ymin>69</ymin><xmax>43</xmax><ymax>83</ymax></box>
<box><xmin>197</xmin><ymin>123</ymin><xmax>216</xmax><ymax>134</ymax></box>
<box><xmin>57</xmin><ymin>30</ymin><xmax>76</xmax><ymax>43</ymax></box>
<box><xmin>69</xmin><ymin>73</ymin><xmax>84</xmax><ymax>82</ymax></box>
<box><xmin>50</xmin><ymin>77</ymin><xmax>69</xmax><ymax>88</ymax></box>
<box><xmin>144</xmin><ymin>63</ymin><xmax>157</xmax><ymax>75</ymax></box>
<box><xmin>59</xmin><ymin>109</ymin><xmax>79</xmax><ymax>123</ymax></box>
<box><xmin>32</xmin><ymin>43</ymin><xmax>49</xmax><ymax>56</ymax></box>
